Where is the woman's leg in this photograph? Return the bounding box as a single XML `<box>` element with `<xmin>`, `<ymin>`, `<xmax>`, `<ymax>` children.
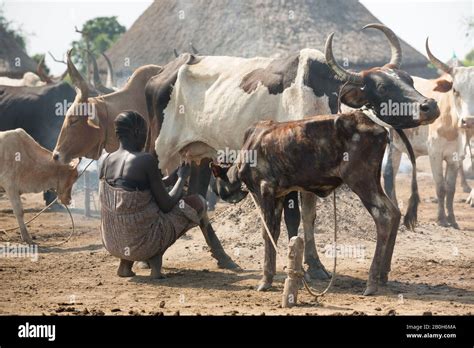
<box><xmin>148</xmin><ymin>253</ymin><xmax>164</xmax><ymax>279</ymax></box>
<box><xmin>117</xmin><ymin>259</ymin><xmax>135</xmax><ymax>277</ymax></box>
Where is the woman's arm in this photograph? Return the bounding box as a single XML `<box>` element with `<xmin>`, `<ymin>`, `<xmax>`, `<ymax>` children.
<box><xmin>145</xmin><ymin>156</ymin><xmax>189</xmax><ymax>213</ymax></box>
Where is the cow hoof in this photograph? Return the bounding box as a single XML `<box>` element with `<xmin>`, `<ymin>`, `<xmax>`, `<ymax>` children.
<box><xmin>363</xmin><ymin>285</ymin><xmax>378</xmax><ymax>296</ymax></box>
<box><xmin>216</xmin><ymin>254</ymin><xmax>241</xmax><ymax>271</ymax></box>
<box><xmin>136</xmin><ymin>261</ymin><xmax>150</xmax><ymax>269</ymax></box>
<box><xmin>306</xmin><ymin>266</ymin><xmax>331</xmax><ymax>280</ymax></box>
<box><xmin>306</xmin><ymin>259</ymin><xmax>331</xmax><ymax>280</ymax></box>
<box><xmin>449</xmin><ymin>221</ymin><xmax>460</xmax><ymax>229</ymax></box>
<box><xmin>436</xmin><ymin>219</ymin><xmax>449</xmax><ymax>227</ymax></box>
<box><xmin>257</xmin><ymin>281</ymin><xmax>272</xmax><ymax>292</ymax></box>
<box><xmin>379</xmin><ymin>274</ymin><xmax>389</xmax><ymax>285</ymax></box>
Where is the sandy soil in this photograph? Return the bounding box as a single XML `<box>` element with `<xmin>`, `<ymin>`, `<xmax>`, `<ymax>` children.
<box><xmin>0</xmin><ymin>157</ymin><xmax>472</xmax><ymax>316</ymax></box>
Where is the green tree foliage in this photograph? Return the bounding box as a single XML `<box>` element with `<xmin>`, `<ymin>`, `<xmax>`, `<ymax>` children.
<box><xmin>463</xmin><ymin>49</ymin><xmax>474</xmax><ymax>67</ymax></box>
<box><xmin>71</xmin><ymin>16</ymin><xmax>125</xmax><ymax>74</ymax></box>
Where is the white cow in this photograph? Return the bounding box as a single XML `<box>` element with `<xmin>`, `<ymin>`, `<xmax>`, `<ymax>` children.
<box><xmin>0</xmin><ymin>129</ymin><xmax>78</xmax><ymax>244</ymax></box>
<box><xmin>384</xmin><ymin>40</ymin><xmax>474</xmax><ymax>227</ymax></box>
<box><xmin>0</xmin><ymin>72</ymin><xmax>46</xmax><ymax>87</ymax></box>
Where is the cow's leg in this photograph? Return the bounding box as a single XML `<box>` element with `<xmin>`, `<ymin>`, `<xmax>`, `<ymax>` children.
<box><xmin>189</xmin><ymin>160</ymin><xmax>239</xmax><ymax>270</ymax></box>
<box><xmin>283</xmin><ymin>191</ymin><xmax>300</xmax><ymax>238</ymax></box>
<box><xmin>383</xmin><ymin>142</ymin><xmax>402</xmax><ymax>206</ymax></box>
<box><xmin>429</xmin><ymin>152</ymin><xmax>448</xmax><ymax>226</ymax></box>
<box><xmin>257</xmin><ymin>189</ymin><xmax>283</xmax><ymax>291</ymax></box>
<box><xmin>459</xmin><ymin>167</ymin><xmax>471</xmax><ymax>193</ymax></box>
<box><xmin>301</xmin><ymin>191</ymin><xmax>331</xmax><ymax>280</ymax></box>
<box><xmin>346</xmin><ymin>179</ymin><xmax>400</xmax><ymax>296</ymax></box>
<box><xmin>445</xmin><ymin>161</ymin><xmax>459</xmax><ymax>229</ymax></box>
<box><xmin>6</xmin><ymin>190</ymin><xmax>34</xmax><ymax>244</ymax></box>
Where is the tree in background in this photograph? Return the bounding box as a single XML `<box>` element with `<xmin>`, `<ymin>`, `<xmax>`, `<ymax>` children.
<box><xmin>0</xmin><ymin>4</ymin><xmax>26</xmax><ymax>49</ymax></box>
<box><xmin>71</xmin><ymin>16</ymin><xmax>126</xmax><ymax>75</ymax></box>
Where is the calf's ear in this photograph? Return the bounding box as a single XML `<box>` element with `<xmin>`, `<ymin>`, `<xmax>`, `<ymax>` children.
<box><xmin>433</xmin><ymin>79</ymin><xmax>452</xmax><ymax>93</ymax></box>
<box><xmin>340</xmin><ymin>84</ymin><xmax>369</xmax><ymax>109</ymax></box>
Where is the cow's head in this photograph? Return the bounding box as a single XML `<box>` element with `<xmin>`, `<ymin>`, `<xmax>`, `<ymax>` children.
<box><xmin>210</xmin><ymin>162</ymin><xmax>248</xmax><ymax>204</ymax></box>
<box><xmin>327</xmin><ymin>24</ymin><xmax>439</xmax><ymax>128</ymax></box>
<box><xmin>56</xmin><ymin>158</ymin><xmax>80</xmax><ymax>205</ymax></box>
<box><xmin>426</xmin><ymin>40</ymin><xmax>474</xmax><ymax>129</ymax></box>
<box><xmin>53</xmin><ymin>50</ymin><xmax>102</xmax><ymax>164</ymax></box>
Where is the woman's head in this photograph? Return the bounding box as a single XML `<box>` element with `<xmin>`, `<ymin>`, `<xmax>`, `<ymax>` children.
<box><xmin>114</xmin><ymin>111</ymin><xmax>147</xmax><ymax>150</ymax></box>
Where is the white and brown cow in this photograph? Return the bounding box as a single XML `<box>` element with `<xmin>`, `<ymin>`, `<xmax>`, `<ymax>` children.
<box><xmin>384</xmin><ymin>40</ymin><xmax>474</xmax><ymax>228</ymax></box>
<box><xmin>0</xmin><ymin>129</ymin><xmax>78</xmax><ymax>244</ymax></box>
<box><xmin>145</xmin><ymin>24</ymin><xmax>438</xmax><ymax>280</ymax></box>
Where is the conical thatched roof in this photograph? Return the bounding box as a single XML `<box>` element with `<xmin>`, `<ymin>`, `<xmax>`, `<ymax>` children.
<box><xmin>100</xmin><ymin>0</ymin><xmax>437</xmax><ymax>83</ymax></box>
<box><xmin>0</xmin><ymin>26</ymin><xmax>37</xmax><ymax>78</ymax></box>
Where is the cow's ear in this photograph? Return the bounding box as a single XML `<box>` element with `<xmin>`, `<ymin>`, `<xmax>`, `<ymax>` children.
<box><xmin>433</xmin><ymin>79</ymin><xmax>452</xmax><ymax>93</ymax></box>
<box><xmin>340</xmin><ymin>84</ymin><xmax>369</xmax><ymax>109</ymax></box>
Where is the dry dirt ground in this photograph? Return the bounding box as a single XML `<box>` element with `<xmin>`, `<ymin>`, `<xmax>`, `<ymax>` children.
<box><xmin>0</xmin><ymin>157</ymin><xmax>472</xmax><ymax>316</ymax></box>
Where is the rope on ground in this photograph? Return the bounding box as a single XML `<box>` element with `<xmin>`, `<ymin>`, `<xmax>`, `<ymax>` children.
<box><xmin>250</xmin><ymin>190</ymin><xmax>338</xmax><ymax>303</ymax></box>
<box><xmin>0</xmin><ymin>158</ymin><xmax>95</xmax><ymax>247</ymax></box>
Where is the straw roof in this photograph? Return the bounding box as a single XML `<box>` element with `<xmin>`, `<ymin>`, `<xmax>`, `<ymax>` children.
<box><xmin>100</xmin><ymin>0</ymin><xmax>437</xmax><ymax>82</ymax></box>
<box><xmin>0</xmin><ymin>26</ymin><xmax>37</xmax><ymax>78</ymax></box>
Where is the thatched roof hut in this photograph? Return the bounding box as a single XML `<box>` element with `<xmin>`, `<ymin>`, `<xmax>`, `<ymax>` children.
<box><xmin>100</xmin><ymin>0</ymin><xmax>437</xmax><ymax>84</ymax></box>
<box><xmin>0</xmin><ymin>26</ymin><xmax>37</xmax><ymax>78</ymax></box>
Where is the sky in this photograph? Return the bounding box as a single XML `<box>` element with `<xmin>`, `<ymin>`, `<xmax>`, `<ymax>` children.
<box><xmin>2</xmin><ymin>0</ymin><xmax>473</xmax><ymax>74</ymax></box>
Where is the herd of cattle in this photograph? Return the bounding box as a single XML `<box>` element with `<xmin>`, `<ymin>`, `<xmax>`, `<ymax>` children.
<box><xmin>0</xmin><ymin>24</ymin><xmax>472</xmax><ymax>295</ymax></box>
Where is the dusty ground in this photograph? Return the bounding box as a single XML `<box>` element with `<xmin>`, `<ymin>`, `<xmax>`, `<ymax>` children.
<box><xmin>0</xmin><ymin>157</ymin><xmax>472</xmax><ymax>316</ymax></box>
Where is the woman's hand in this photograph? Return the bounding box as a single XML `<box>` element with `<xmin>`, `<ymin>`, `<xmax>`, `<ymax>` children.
<box><xmin>177</xmin><ymin>163</ymin><xmax>191</xmax><ymax>179</ymax></box>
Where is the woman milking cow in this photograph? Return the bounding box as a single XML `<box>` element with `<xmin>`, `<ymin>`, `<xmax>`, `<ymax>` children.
<box><xmin>99</xmin><ymin>110</ymin><xmax>207</xmax><ymax>278</ymax></box>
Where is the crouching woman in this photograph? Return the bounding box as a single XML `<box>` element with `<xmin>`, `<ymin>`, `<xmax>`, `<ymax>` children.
<box><xmin>99</xmin><ymin>110</ymin><xmax>206</xmax><ymax>278</ymax></box>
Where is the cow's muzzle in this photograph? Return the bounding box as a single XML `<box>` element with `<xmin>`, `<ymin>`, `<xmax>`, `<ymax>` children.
<box><xmin>418</xmin><ymin>98</ymin><xmax>440</xmax><ymax>125</ymax></box>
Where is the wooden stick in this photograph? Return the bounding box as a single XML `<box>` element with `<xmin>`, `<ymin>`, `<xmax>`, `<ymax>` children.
<box><xmin>282</xmin><ymin>235</ymin><xmax>304</xmax><ymax>308</ymax></box>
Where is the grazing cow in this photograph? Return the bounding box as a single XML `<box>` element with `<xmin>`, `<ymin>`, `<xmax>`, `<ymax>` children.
<box><xmin>144</xmin><ymin>24</ymin><xmax>433</xmax><ymax>276</ymax></box>
<box><xmin>0</xmin><ymin>129</ymin><xmax>78</xmax><ymax>244</ymax></box>
<box><xmin>209</xmin><ymin>32</ymin><xmax>440</xmax><ymax>295</ymax></box>
<box><xmin>52</xmin><ymin>50</ymin><xmax>161</xmax><ymax>164</ymax></box>
<box><xmin>384</xmin><ymin>40</ymin><xmax>474</xmax><ymax>228</ymax></box>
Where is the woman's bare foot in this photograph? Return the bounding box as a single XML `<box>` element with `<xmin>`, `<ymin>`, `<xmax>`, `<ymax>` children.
<box><xmin>117</xmin><ymin>259</ymin><xmax>135</xmax><ymax>277</ymax></box>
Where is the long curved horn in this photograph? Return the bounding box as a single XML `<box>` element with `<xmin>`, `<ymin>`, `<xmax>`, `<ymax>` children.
<box><xmin>101</xmin><ymin>52</ymin><xmax>114</xmax><ymax>88</ymax></box>
<box><xmin>67</xmin><ymin>49</ymin><xmax>89</xmax><ymax>101</ymax></box>
<box><xmin>36</xmin><ymin>55</ymin><xmax>53</xmax><ymax>84</ymax></box>
<box><xmin>85</xmin><ymin>49</ymin><xmax>105</xmax><ymax>89</ymax></box>
<box><xmin>425</xmin><ymin>37</ymin><xmax>452</xmax><ymax>75</ymax></box>
<box><xmin>189</xmin><ymin>43</ymin><xmax>199</xmax><ymax>55</ymax></box>
<box><xmin>362</xmin><ymin>23</ymin><xmax>402</xmax><ymax>69</ymax></box>
<box><xmin>325</xmin><ymin>32</ymin><xmax>364</xmax><ymax>85</ymax></box>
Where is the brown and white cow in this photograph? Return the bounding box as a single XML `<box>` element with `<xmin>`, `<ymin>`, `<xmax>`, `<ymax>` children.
<box><xmin>384</xmin><ymin>39</ymin><xmax>474</xmax><ymax>228</ymax></box>
<box><xmin>145</xmin><ymin>24</ymin><xmax>438</xmax><ymax>278</ymax></box>
<box><xmin>0</xmin><ymin>129</ymin><xmax>78</xmax><ymax>244</ymax></box>
<box><xmin>210</xmin><ymin>32</ymin><xmax>439</xmax><ymax>295</ymax></box>
<box><xmin>52</xmin><ymin>50</ymin><xmax>162</xmax><ymax>164</ymax></box>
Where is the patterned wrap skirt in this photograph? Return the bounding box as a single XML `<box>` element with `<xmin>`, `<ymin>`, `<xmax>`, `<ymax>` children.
<box><xmin>99</xmin><ymin>180</ymin><xmax>200</xmax><ymax>261</ymax></box>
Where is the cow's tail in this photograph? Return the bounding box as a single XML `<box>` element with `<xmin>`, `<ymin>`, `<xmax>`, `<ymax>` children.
<box><xmin>395</xmin><ymin>128</ymin><xmax>419</xmax><ymax>230</ymax></box>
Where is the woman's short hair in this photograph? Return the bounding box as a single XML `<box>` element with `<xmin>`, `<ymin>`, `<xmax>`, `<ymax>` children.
<box><xmin>114</xmin><ymin>110</ymin><xmax>147</xmax><ymax>140</ymax></box>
